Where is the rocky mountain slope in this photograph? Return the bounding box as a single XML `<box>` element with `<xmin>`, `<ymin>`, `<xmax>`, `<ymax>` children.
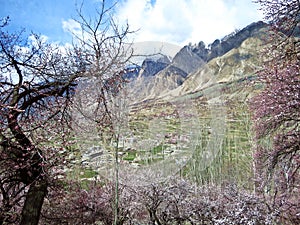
<box><xmin>127</xmin><ymin>21</ymin><xmax>268</xmax><ymax>103</ymax></box>
<box><xmin>169</xmin><ymin>36</ymin><xmax>265</xmax><ymax>98</ymax></box>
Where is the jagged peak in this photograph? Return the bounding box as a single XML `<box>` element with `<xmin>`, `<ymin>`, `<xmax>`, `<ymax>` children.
<box><xmin>180</xmin><ymin>21</ymin><xmax>268</xmax><ymax>62</ymax></box>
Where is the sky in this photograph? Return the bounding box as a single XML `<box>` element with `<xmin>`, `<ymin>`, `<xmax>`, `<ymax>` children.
<box><xmin>0</xmin><ymin>0</ymin><xmax>264</xmax><ymax>47</ymax></box>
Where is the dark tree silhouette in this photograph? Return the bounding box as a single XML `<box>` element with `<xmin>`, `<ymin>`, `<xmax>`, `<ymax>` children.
<box><xmin>0</xmin><ymin>24</ymin><xmax>81</xmax><ymax>224</ymax></box>
<box><xmin>0</xmin><ymin>0</ymin><xmax>133</xmax><ymax>224</ymax></box>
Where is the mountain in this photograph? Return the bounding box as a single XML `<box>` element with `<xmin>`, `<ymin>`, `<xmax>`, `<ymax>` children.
<box><xmin>166</xmin><ymin>35</ymin><xmax>265</xmax><ymax>99</ymax></box>
<box><xmin>123</xmin><ymin>41</ymin><xmax>182</xmax><ymax>82</ymax></box>
<box><xmin>126</xmin><ymin>21</ymin><xmax>268</xmax><ymax>103</ymax></box>
<box><xmin>205</xmin><ymin>21</ymin><xmax>266</xmax><ymax>61</ymax></box>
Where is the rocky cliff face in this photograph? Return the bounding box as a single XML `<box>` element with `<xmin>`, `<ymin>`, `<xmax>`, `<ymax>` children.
<box><xmin>139</xmin><ymin>55</ymin><xmax>171</xmax><ymax>77</ymax></box>
<box><xmin>172</xmin><ymin>46</ymin><xmax>205</xmax><ymax>74</ymax></box>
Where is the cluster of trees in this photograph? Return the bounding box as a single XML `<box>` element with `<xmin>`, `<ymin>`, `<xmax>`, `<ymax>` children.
<box><xmin>0</xmin><ymin>0</ymin><xmax>299</xmax><ymax>224</ymax></box>
<box><xmin>39</xmin><ymin>176</ymin><xmax>274</xmax><ymax>224</ymax></box>
<box><xmin>251</xmin><ymin>0</ymin><xmax>300</xmax><ymax>223</ymax></box>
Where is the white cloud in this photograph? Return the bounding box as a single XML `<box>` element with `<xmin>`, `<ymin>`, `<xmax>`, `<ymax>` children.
<box><xmin>62</xmin><ymin>19</ymin><xmax>81</xmax><ymax>37</ymax></box>
<box><xmin>61</xmin><ymin>18</ymin><xmax>95</xmax><ymax>45</ymax></box>
<box><xmin>115</xmin><ymin>0</ymin><xmax>263</xmax><ymax>46</ymax></box>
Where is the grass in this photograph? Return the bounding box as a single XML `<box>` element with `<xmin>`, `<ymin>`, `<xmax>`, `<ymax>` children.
<box><xmin>123</xmin><ymin>151</ymin><xmax>137</xmax><ymax>161</ymax></box>
<box><xmin>151</xmin><ymin>144</ymin><xmax>167</xmax><ymax>154</ymax></box>
<box><xmin>79</xmin><ymin>168</ymin><xmax>99</xmax><ymax>178</ymax></box>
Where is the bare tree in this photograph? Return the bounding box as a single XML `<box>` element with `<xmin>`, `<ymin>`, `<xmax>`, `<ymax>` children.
<box><xmin>69</xmin><ymin>1</ymin><xmax>134</xmax><ymax>223</ymax></box>
<box><xmin>0</xmin><ymin>24</ymin><xmax>81</xmax><ymax>224</ymax></box>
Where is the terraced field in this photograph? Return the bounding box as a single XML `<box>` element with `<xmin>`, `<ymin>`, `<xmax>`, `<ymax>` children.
<box><xmin>76</xmin><ymin>79</ymin><xmax>257</xmax><ymax>189</ymax></box>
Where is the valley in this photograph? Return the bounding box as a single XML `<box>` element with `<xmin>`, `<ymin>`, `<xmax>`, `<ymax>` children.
<box><xmin>77</xmin><ymin>21</ymin><xmax>265</xmax><ymax>185</ymax></box>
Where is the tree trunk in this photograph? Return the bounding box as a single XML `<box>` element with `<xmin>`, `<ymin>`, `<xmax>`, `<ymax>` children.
<box><xmin>20</xmin><ymin>181</ymin><xmax>47</xmax><ymax>225</ymax></box>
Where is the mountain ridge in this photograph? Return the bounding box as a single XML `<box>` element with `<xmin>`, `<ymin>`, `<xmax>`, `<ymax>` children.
<box><xmin>127</xmin><ymin>21</ymin><xmax>268</xmax><ymax>104</ymax></box>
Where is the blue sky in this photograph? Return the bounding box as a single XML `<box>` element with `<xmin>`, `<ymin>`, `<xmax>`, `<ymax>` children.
<box><xmin>1</xmin><ymin>0</ymin><xmax>100</xmax><ymax>43</ymax></box>
<box><xmin>0</xmin><ymin>0</ymin><xmax>264</xmax><ymax>46</ymax></box>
